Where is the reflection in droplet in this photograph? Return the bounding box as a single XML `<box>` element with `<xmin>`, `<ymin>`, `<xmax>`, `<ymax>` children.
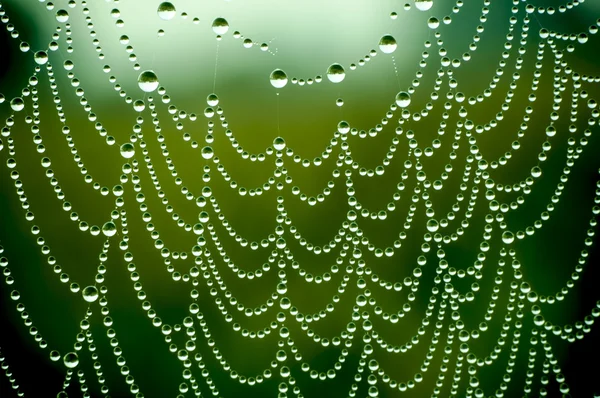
<box><xmin>138</xmin><ymin>70</ymin><xmax>159</xmax><ymax>92</ymax></box>
<box><xmin>157</xmin><ymin>2</ymin><xmax>177</xmax><ymax>20</ymax></box>
<box><xmin>212</xmin><ymin>18</ymin><xmax>229</xmax><ymax>35</ymax></box>
<box><xmin>326</xmin><ymin>63</ymin><xmax>345</xmax><ymax>83</ymax></box>
<box><xmin>379</xmin><ymin>35</ymin><xmax>397</xmax><ymax>54</ymax></box>
<box><xmin>270</xmin><ymin>69</ymin><xmax>288</xmax><ymax>88</ymax></box>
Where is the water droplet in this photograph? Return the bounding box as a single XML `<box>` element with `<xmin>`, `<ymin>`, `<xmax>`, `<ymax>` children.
<box><xmin>102</xmin><ymin>221</ymin><xmax>117</xmax><ymax>237</ymax></box>
<box><xmin>379</xmin><ymin>35</ymin><xmax>397</xmax><ymax>54</ymax></box>
<box><xmin>415</xmin><ymin>0</ymin><xmax>434</xmax><ymax>11</ymax></box>
<box><xmin>157</xmin><ymin>2</ymin><xmax>176</xmax><ymax>20</ymax></box>
<box><xmin>426</xmin><ymin>219</ymin><xmax>439</xmax><ymax>232</ymax></box>
<box><xmin>63</xmin><ymin>352</ymin><xmax>79</xmax><ymax>368</ymax></box>
<box><xmin>34</xmin><ymin>51</ymin><xmax>48</xmax><ymax>65</ymax></box>
<box><xmin>56</xmin><ymin>9</ymin><xmax>69</xmax><ymax>23</ymax></box>
<box><xmin>82</xmin><ymin>285</ymin><xmax>99</xmax><ymax>302</ymax></box>
<box><xmin>133</xmin><ymin>99</ymin><xmax>145</xmax><ymax>112</ymax></box>
<box><xmin>273</xmin><ymin>137</ymin><xmax>286</xmax><ymax>151</ymax></box>
<box><xmin>326</xmin><ymin>63</ymin><xmax>345</xmax><ymax>83</ymax></box>
<box><xmin>201</xmin><ymin>146</ymin><xmax>214</xmax><ymax>160</ymax></box>
<box><xmin>501</xmin><ymin>231</ymin><xmax>514</xmax><ymax>244</ymax></box>
<box><xmin>427</xmin><ymin>17</ymin><xmax>440</xmax><ymax>29</ymax></box>
<box><xmin>270</xmin><ymin>69</ymin><xmax>288</xmax><ymax>88</ymax></box>
<box><xmin>338</xmin><ymin>121</ymin><xmax>350</xmax><ymax>134</ymax></box>
<box><xmin>10</xmin><ymin>97</ymin><xmax>24</xmax><ymax>112</ymax></box>
<box><xmin>138</xmin><ymin>70</ymin><xmax>159</xmax><ymax>92</ymax></box>
<box><xmin>395</xmin><ymin>91</ymin><xmax>411</xmax><ymax>107</ymax></box>
<box><xmin>120</xmin><ymin>143</ymin><xmax>135</xmax><ymax>159</ymax></box>
<box><xmin>212</xmin><ymin>17</ymin><xmax>229</xmax><ymax>35</ymax></box>
<box><xmin>207</xmin><ymin>93</ymin><xmax>219</xmax><ymax>106</ymax></box>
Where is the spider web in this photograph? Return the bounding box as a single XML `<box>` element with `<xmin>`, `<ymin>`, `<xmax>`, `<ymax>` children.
<box><xmin>1</xmin><ymin>0</ymin><xmax>600</xmax><ymax>397</ymax></box>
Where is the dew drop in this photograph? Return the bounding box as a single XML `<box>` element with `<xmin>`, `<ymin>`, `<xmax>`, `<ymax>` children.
<box><xmin>34</xmin><ymin>51</ymin><xmax>49</xmax><ymax>65</ymax></box>
<box><xmin>415</xmin><ymin>0</ymin><xmax>434</xmax><ymax>11</ymax></box>
<box><xmin>212</xmin><ymin>17</ymin><xmax>229</xmax><ymax>35</ymax></box>
<box><xmin>157</xmin><ymin>2</ymin><xmax>176</xmax><ymax>20</ymax></box>
<box><xmin>133</xmin><ymin>99</ymin><xmax>145</xmax><ymax>112</ymax></box>
<box><xmin>82</xmin><ymin>285</ymin><xmax>99</xmax><ymax>302</ymax></box>
<box><xmin>102</xmin><ymin>221</ymin><xmax>117</xmax><ymax>237</ymax></box>
<box><xmin>207</xmin><ymin>93</ymin><xmax>219</xmax><ymax>106</ymax></box>
<box><xmin>326</xmin><ymin>63</ymin><xmax>345</xmax><ymax>83</ymax></box>
<box><xmin>501</xmin><ymin>231</ymin><xmax>514</xmax><ymax>245</ymax></box>
<box><xmin>201</xmin><ymin>146</ymin><xmax>214</xmax><ymax>160</ymax></box>
<box><xmin>138</xmin><ymin>70</ymin><xmax>159</xmax><ymax>92</ymax></box>
<box><xmin>395</xmin><ymin>91</ymin><xmax>411</xmax><ymax>107</ymax></box>
<box><xmin>10</xmin><ymin>97</ymin><xmax>25</xmax><ymax>112</ymax></box>
<box><xmin>379</xmin><ymin>35</ymin><xmax>397</xmax><ymax>54</ymax></box>
<box><xmin>63</xmin><ymin>352</ymin><xmax>79</xmax><ymax>369</ymax></box>
<box><xmin>120</xmin><ymin>143</ymin><xmax>135</xmax><ymax>159</ymax></box>
<box><xmin>273</xmin><ymin>137</ymin><xmax>286</xmax><ymax>151</ymax></box>
<box><xmin>427</xmin><ymin>17</ymin><xmax>440</xmax><ymax>29</ymax></box>
<box><xmin>56</xmin><ymin>9</ymin><xmax>69</xmax><ymax>23</ymax></box>
<box><xmin>270</xmin><ymin>69</ymin><xmax>288</xmax><ymax>88</ymax></box>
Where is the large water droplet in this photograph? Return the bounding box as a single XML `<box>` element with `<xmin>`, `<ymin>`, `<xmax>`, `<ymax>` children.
<box><xmin>34</xmin><ymin>51</ymin><xmax>48</xmax><ymax>65</ymax></box>
<box><xmin>270</xmin><ymin>69</ymin><xmax>288</xmax><ymax>88</ymax></box>
<box><xmin>395</xmin><ymin>91</ymin><xmax>411</xmax><ymax>107</ymax></box>
<box><xmin>207</xmin><ymin>93</ymin><xmax>219</xmax><ymax>106</ymax></box>
<box><xmin>138</xmin><ymin>70</ymin><xmax>159</xmax><ymax>92</ymax></box>
<box><xmin>501</xmin><ymin>231</ymin><xmax>514</xmax><ymax>245</ymax></box>
<box><xmin>63</xmin><ymin>352</ymin><xmax>79</xmax><ymax>369</ymax></box>
<box><xmin>82</xmin><ymin>285</ymin><xmax>99</xmax><ymax>302</ymax></box>
<box><xmin>120</xmin><ymin>143</ymin><xmax>135</xmax><ymax>159</ymax></box>
<box><xmin>10</xmin><ymin>97</ymin><xmax>25</xmax><ymax>112</ymax></box>
<box><xmin>273</xmin><ymin>137</ymin><xmax>286</xmax><ymax>151</ymax></box>
<box><xmin>201</xmin><ymin>146</ymin><xmax>214</xmax><ymax>160</ymax></box>
<box><xmin>212</xmin><ymin>18</ymin><xmax>229</xmax><ymax>35</ymax></box>
<box><xmin>326</xmin><ymin>64</ymin><xmax>345</xmax><ymax>83</ymax></box>
<box><xmin>379</xmin><ymin>35</ymin><xmax>397</xmax><ymax>54</ymax></box>
<box><xmin>102</xmin><ymin>221</ymin><xmax>117</xmax><ymax>237</ymax></box>
<box><xmin>56</xmin><ymin>9</ymin><xmax>69</xmax><ymax>23</ymax></box>
<box><xmin>157</xmin><ymin>2</ymin><xmax>176</xmax><ymax>20</ymax></box>
<box><xmin>415</xmin><ymin>0</ymin><xmax>434</xmax><ymax>11</ymax></box>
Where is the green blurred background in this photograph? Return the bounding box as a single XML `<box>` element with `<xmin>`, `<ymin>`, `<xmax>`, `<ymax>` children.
<box><xmin>1</xmin><ymin>0</ymin><xmax>600</xmax><ymax>396</ymax></box>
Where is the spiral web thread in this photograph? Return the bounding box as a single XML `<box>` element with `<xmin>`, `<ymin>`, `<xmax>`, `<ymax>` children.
<box><xmin>1</xmin><ymin>0</ymin><xmax>600</xmax><ymax>397</ymax></box>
